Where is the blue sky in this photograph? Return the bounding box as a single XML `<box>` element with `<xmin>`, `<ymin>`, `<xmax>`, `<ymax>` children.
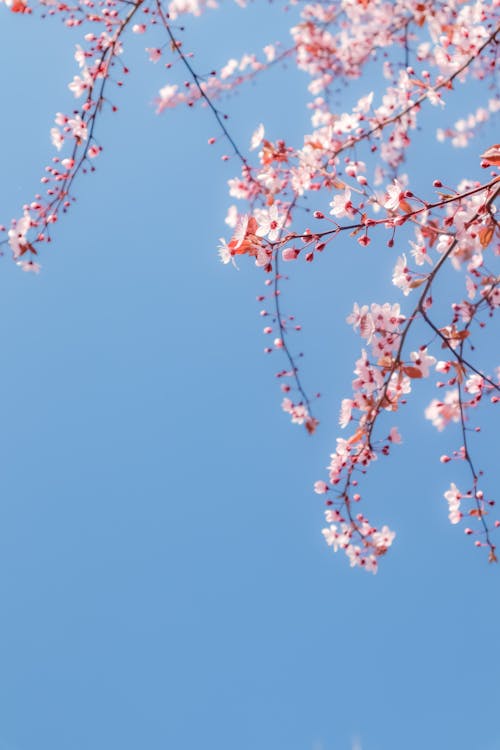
<box><xmin>0</xmin><ymin>6</ymin><xmax>499</xmax><ymax>750</ymax></box>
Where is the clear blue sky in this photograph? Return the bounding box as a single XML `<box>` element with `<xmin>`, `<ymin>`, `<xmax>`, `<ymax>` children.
<box><xmin>0</xmin><ymin>7</ymin><xmax>499</xmax><ymax>750</ymax></box>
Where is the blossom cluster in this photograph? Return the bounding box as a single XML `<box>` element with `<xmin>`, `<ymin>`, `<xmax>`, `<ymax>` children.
<box><xmin>2</xmin><ymin>0</ymin><xmax>499</xmax><ymax>570</ymax></box>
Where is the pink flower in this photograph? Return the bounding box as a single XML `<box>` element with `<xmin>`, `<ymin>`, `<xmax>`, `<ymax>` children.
<box><xmin>409</xmin><ymin>347</ymin><xmax>436</xmax><ymax>378</ymax></box>
<box><xmin>388</xmin><ymin>427</ymin><xmax>402</xmax><ymax>444</ymax></box>
<box><xmin>339</xmin><ymin>398</ymin><xmax>353</xmax><ymax>428</ymax></box>
<box><xmin>465</xmin><ymin>374</ymin><xmax>483</xmax><ymax>394</ymax></box>
<box><xmin>156</xmin><ymin>84</ymin><xmax>179</xmax><ymax>113</ymax></box>
<box><xmin>67</xmin><ymin>115</ymin><xmax>88</xmax><ymax>141</ymax></box>
<box><xmin>146</xmin><ymin>48</ymin><xmax>162</xmax><ymax>63</ymax></box>
<box><xmin>225</xmin><ymin>205</ymin><xmax>238</xmax><ymax>228</ymax></box>
<box><xmin>250</xmin><ymin>123</ymin><xmax>265</xmax><ymax>151</ymax></box>
<box><xmin>68</xmin><ymin>69</ymin><xmax>92</xmax><ymax>98</ymax></box>
<box><xmin>17</xmin><ymin>260</ymin><xmax>41</xmax><ymax>273</ymax></box>
<box><xmin>263</xmin><ymin>44</ymin><xmax>275</xmax><ymax>62</ymax></box>
<box><xmin>392</xmin><ymin>255</ymin><xmax>412</xmax><ymax>295</ymax></box>
<box><xmin>354</xmin><ymin>92</ymin><xmax>373</xmax><ymax>114</ymax></box>
<box><xmin>329</xmin><ymin>188</ymin><xmax>355</xmax><ymax>218</ymax></box>
<box><xmin>384</xmin><ymin>179</ymin><xmax>404</xmax><ymax>212</ymax></box>
<box><xmin>322</xmin><ymin>525</ymin><xmax>340</xmax><ymax>551</ymax></box>
<box><xmin>364</xmin><ymin>556</ymin><xmax>378</xmax><ymax>574</ymax></box>
<box><xmin>409</xmin><ymin>240</ymin><xmax>432</xmax><ymax>266</ymax></box>
<box><xmin>346</xmin><ymin>302</ymin><xmax>369</xmax><ymax>330</ymax></box>
<box><xmin>51</xmin><ymin>127</ymin><xmax>64</xmax><ymax>151</ymax></box>
<box><xmin>314</xmin><ymin>480</ymin><xmax>328</xmax><ymax>494</ymax></box>
<box><xmin>217</xmin><ymin>238</ymin><xmax>234</xmax><ymax>265</ymax></box>
<box><xmin>444</xmin><ymin>483</ymin><xmax>463</xmax><ymax>524</ymax></box>
<box><xmin>282</xmin><ymin>247</ymin><xmax>299</xmax><ymax>261</ymax></box>
<box><xmin>425</xmin><ymin>390</ymin><xmax>461</xmax><ymax>431</ymax></box>
<box><xmin>255</xmin><ymin>205</ymin><xmax>285</xmax><ymax>242</ymax></box>
<box><xmin>8</xmin><ymin>212</ymin><xmax>31</xmax><ymax>258</ymax></box>
<box><xmin>372</xmin><ymin>525</ymin><xmax>395</xmax><ymax>553</ymax></box>
<box><xmin>282</xmin><ymin>398</ymin><xmax>311</xmax><ymax>426</ymax></box>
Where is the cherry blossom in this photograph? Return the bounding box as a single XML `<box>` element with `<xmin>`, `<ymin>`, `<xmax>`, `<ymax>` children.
<box><xmin>384</xmin><ymin>180</ymin><xmax>405</xmax><ymax>213</ymax></box>
<box><xmin>250</xmin><ymin>124</ymin><xmax>265</xmax><ymax>151</ymax></box>
<box><xmin>392</xmin><ymin>255</ymin><xmax>413</xmax><ymax>296</ymax></box>
<box><xmin>8</xmin><ymin>212</ymin><xmax>31</xmax><ymax>258</ymax></box>
<box><xmin>425</xmin><ymin>391</ymin><xmax>461</xmax><ymax>432</ymax></box>
<box><xmin>329</xmin><ymin>189</ymin><xmax>355</xmax><ymax>219</ymax></box>
<box><xmin>444</xmin><ymin>483</ymin><xmax>463</xmax><ymax>525</ymax></box>
<box><xmin>409</xmin><ymin>348</ymin><xmax>436</xmax><ymax>378</ymax></box>
<box><xmin>255</xmin><ymin>206</ymin><xmax>285</xmax><ymax>243</ymax></box>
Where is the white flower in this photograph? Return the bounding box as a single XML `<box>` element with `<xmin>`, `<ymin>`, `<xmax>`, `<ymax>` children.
<box><xmin>250</xmin><ymin>123</ymin><xmax>265</xmax><ymax>151</ymax></box>
<box><xmin>255</xmin><ymin>205</ymin><xmax>284</xmax><ymax>242</ymax></box>
<box><xmin>329</xmin><ymin>188</ymin><xmax>355</xmax><ymax>218</ymax></box>
<box><xmin>384</xmin><ymin>179</ymin><xmax>404</xmax><ymax>212</ymax></box>
<box><xmin>8</xmin><ymin>212</ymin><xmax>31</xmax><ymax>258</ymax></box>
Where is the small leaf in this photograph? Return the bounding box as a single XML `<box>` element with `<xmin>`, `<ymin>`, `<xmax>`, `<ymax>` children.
<box><xmin>377</xmin><ymin>355</ymin><xmax>394</xmax><ymax>369</ymax></box>
<box><xmin>409</xmin><ymin>277</ymin><xmax>426</xmax><ymax>289</ymax></box>
<box><xmin>451</xmin><ymin>361</ymin><xmax>466</xmax><ymax>383</ymax></box>
<box><xmin>403</xmin><ymin>366</ymin><xmax>423</xmax><ymax>378</ymax></box>
<box><xmin>479</xmin><ymin>226</ymin><xmax>494</xmax><ymax>248</ymax></box>
<box><xmin>347</xmin><ymin>428</ymin><xmax>365</xmax><ymax>445</ymax></box>
<box><xmin>480</xmin><ymin>144</ymin><xmax>500</xmax><ymax>167</ymax></box>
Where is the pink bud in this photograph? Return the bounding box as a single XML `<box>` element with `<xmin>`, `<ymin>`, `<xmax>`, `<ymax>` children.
<box><xmin>282</xmin><ymin>247</ymin><xmax>299</xmax><ymax>261</ymax></box>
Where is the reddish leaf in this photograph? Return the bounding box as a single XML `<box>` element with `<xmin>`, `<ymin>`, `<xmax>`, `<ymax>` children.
<box><xmin>479</xmin><ymin>226</ymin><xmax>494</xmax><ymax>248</ymax></box>
<box><xmin>480</xmin><ymin>144</ymin><xmax>500</xmax><ymax>167</ymax></box>
<box><xmin>403</xmin><ymin>366</ymin><xmax>423</xmax><ymax>379</ymax></box>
